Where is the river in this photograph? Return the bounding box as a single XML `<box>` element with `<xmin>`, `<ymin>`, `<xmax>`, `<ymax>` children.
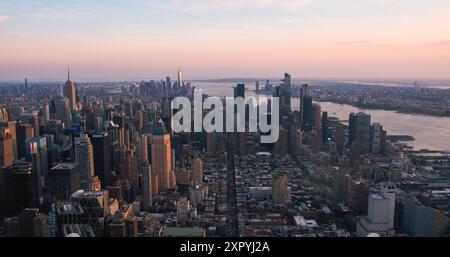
<box><xmin>195</xmin><ymin>82</ymin><xmax>450</xmax><ymax>151</ymax></box>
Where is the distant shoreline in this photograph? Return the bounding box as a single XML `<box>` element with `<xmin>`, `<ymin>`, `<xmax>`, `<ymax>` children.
<box><xmin>315</xmin><ymin>99</ymin><xmax>450</xmax><ymax>118</ymax></box>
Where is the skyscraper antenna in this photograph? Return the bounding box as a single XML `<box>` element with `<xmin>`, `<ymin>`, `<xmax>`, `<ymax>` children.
<box><xmin>68</xmin><ymin>66</ymin><xmax>70</xmax><ymax>81</ymax></box>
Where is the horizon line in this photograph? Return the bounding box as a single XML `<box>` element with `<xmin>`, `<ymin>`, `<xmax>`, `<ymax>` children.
<box><xmin>1</xmin><ymin>76</ymin><xmax>450</xmax><ymax>84</ymax></box>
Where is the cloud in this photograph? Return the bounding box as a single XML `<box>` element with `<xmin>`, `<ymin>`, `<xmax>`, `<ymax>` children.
<box><xmin>170</xmin><ymin>0</ymin><xmax>313</xmax><ymax>11</ymax></box>
<box><xmin>428</xmin><ymin>40</ymin><xmax>450</xmax><ymax>47</ymax></box>
<box><xmin>0</xmin><ymin>15</ymin><xmax>9</xmax><ymax>22</ymax></box>
<box><xmin>337</xmin><ymin>40</ymin><xmax>371</xmax><ymax>45</ymax></box>
<box><xmin>29</xmin><ymin>10</ymin><xmax>93</xmax><ymax>21</ymax></box>
<box><xmin>0</xmin><ymin>31</ymin><xmax>35</xmax><ymax>37</ymax></box>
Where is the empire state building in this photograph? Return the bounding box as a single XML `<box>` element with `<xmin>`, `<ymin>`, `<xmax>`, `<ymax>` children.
<box><xmin>64</xmin><ymin>67</ymin><xmax>77</xmax><ymax>110</ymax></box>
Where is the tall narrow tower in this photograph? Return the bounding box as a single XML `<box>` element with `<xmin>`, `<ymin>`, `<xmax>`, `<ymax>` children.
<box><xmin>64</xmin><ymin>67</ymin><xmax>77</xmax><ymax>110</ymax></box>
<box><xmin>75</xmin><ymin>134</ymin><xmax>95</xmax><ymax>190</ymax></box>
<box><xmin>151</xmin><ymin>118</ymin><xmax>174</xmax><ymax>192</ymax></box>
<box><xmin>177</xmin><ymin>68</ymin><xmax>183</xmax><ymax>88</ymax></box>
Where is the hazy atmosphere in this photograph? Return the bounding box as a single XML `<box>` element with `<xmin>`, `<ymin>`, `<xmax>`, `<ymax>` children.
<box><xmin>1</xmin><ymin>0</ymin><xmax>450</xmax><ymax>80</ymax></box>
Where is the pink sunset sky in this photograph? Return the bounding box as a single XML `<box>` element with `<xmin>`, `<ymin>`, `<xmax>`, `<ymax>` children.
<box><xmin>0</xmin><ymin>0</ymin><xmax>449</xmax><ymax>81</ymax></box>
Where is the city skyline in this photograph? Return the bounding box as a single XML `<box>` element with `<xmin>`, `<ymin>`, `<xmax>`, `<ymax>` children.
<box><xmin>1</xmin><ymin>0</ymin><xmax>450</xmax><ymax>80</ymax></box>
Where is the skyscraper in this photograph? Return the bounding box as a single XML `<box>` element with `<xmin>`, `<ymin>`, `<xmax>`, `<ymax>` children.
<box><xmin>0</xmin><ymin>121</ymin><xmax>17</xmax><ymax>159</ymax></box>
<box><xmin>138</xmin><ymin>134</ymin><xmax>149</xmax><ymax>165</ymax></box>
<box><xmin>299</xmin><ymin>84</ymin><xmax>308</xmax><ymax>126</ymax></box>
<box><xmin>313</xmin><ymin>104</ymin><xmax>322</xmax><ymax>133</ymax></box>
<box><xmin>41</xmin><ymin>102</ymin><xmax>50</xmax><ymax>122</ymax></box>
<box><xmin>234</xmin><ymin>84</ymin><xmax>245</xmax><ymax>99</ymax></box>
<box><xmin>50</xmin><ymin>163</ymin><xmax>80</xmax><ymax>200</ymax></box>
<box><xmin>7</xmin><ymin>161</ymin><xmax>38</xmax><ymax>214</ymax></box>
<box><xmin>53</xmin><ymin>94</ymin><xmax>73</xmax><ymax>129</ymax></box>
<box><xmin>0</xmin><ymin>127</ymin><xmax>14</xmax><ymax>168</ymax></box>
<box><xmin>75</xmin><ymin>134</ymin><xmax>95</xmax><ymax>190</ymax></box>
<box><xmin>370</xmin><ymin>123</ymin><xmax>386</xmax><ymax>154</ymax></box>
<box><xmin>91</xmin><ymin>132</ymin><xmax>112</xmax><ymax>187</ymax></box>
<box><xmin>302</xmin><ymin>96</ymin><xmax>313</xmax><ymax>132</ymax></box>
<box><xmin>279</xmin><ymin>73</ymin><xmax>292</xmax><ymax>113</ymax></box>
<box><xmin>177</xmin><ymin>68</ymin><xmax>183</xmax><ymax>88</ymax></box>
<box><xmin>17</xmin><ymin>113</ymin><xmax>40</xmax><ymax>137</ymax></box>
<box><xmin>121</xmin><ymin>149</ymin><xmax>139</xmax><ymax>190</ymax></box>
<box><xmin>322</xmin><ymin>112</ymin><xmax>329</xmax><ymax>143</ymax></box>
<box><xmin>334</xmin><ymin>126</ymin><xmax>346</xmax><ymax>155</ymax></box>
<box><xmin>289</xmin><ymin>121</ymin><xmax>302</xmax><ymax>156</ymax></box>
<box><xmin>151</xmin><ymin>118</ymin><xmax>173</xmax><ymax>192</ymax></box>
<box><xmin>142</xmin><ymin>164</ymin><xmax>152</xmax><ymax>210</ymax></box>
<box><xmin>191</xmin><ymin>158</ymin><xmax>203</xmax><ymax>185</ymax></box>
<box><xmin>349</xmin><ymin>112</ymin><xmax>371</xmax><ymax>154</ymax></box>
<box><xmin>64</xmin><ymin>68</ymin><xmax>77</xmax><ymax>110</ymax></box>
<box><xmin>25</xmin><ymin>137</ymin><xmax>48</xmax><ymax>185</ymax></box>
<box><xmin>166</xmin><ymin>76</ymin><xmax>172</xmax><ymax>95</ymax></box>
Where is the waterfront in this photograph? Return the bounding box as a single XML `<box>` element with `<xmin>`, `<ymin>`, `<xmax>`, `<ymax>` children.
<box><xmin>196</xmin><ymin>82</ymin><xmax>450</xmax><ymax>151</ymax></box>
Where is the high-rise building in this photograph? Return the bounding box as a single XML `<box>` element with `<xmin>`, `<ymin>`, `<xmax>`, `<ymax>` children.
<box><xmin>138</xmin><ymin>134</ymin><xmax>149</xmax><ymax>165</ymax></box>
<box><xmin>64</xmin><ymin>68</ymin><xmax>77</xmax><ymax>110</ymax></box>
<box><xmin>0</xmin><ymin>121</ymin><xmax>17</xmax><ymax>159</ymax></box>
<box><xmin>53</xmin><ymin>94</ymin><xmax>73</xmax><ymax>129</ymax></box>
<box><xmin>299</xmin><ymin>84</ymin><xmax>308</xmax><ymax>125</ymax></box>
<box><xmin>25</xmin><ymin>137</ymin><xmax>48</xmax><ymax>183</ymax></box>
<box><xmin>272</xmin><ymin>175</ymin><xmax>288</xmax><ymax>203</ymax></box>
<box><xmin>334</xmin><ymin>126</ymin><xmax>346</xmax><ymax>155</ymax></box>
<box><xmin>91</xmin><ymin>132</ymin><xmax>112</xmax><ymax>187</ymax></box>
<box><xmin>151</xmin><ymin>119</ymin><xmax>173</xmax><ymax>192</ymax></box>
<box><xmin>161</xmin><ymin>97</ymin><xmax>173</xmax><ymax>134</ymax></box>
<box><xmin>332</xmin><ymin>167</ymin><xmax>351</xmax><ymax>205</ymax></box>
<box><xmin>70</xmin><ymin>189</ymin><xmax>110</xmax><ymax>236</ymax></box>
<box><xmin>41</xmin><ymin>102</ymin><xmax>50</xmax><ymax>122</ymax></box>
<box><xmin>322</xmin><ymin>112</ymin><xmax>330</xmax><ymax>143</ymax></box>
<box><xmin>50</xmin><ymin>163</ymin><xmax>80</xmax><ymax>201</ymax></box>
<box><xmin>191</xmin><ymin>158</ymin><xmax>203</xmax><ymax>185</ymax></box>
<box><xmin>166</xmin><ymin>76</ymin><xmax>172</xmax><ymax>94</ymax></box>
<box><xmin>18</xmin><ymin>208</ymin><xmax>49</xmax><ymax>237</ymax></box>
<box><xmin>349</xmin><ymin>112</ymin><xmax>371</xmax><ymax>154</ymax></box>
<box><xmin>17</xmin><ymin>113</ymin><xmax>40</xmax><ymax>137</ymax></box>
<box><xmin>302</xmin><ymin>96</ymin><xmax>313</xmax><ymax>132</ymax></box>
<box><xmin>54</xmin><ymin>201</ymin><xmax>86</xmax><ymax>235</ymax></box>
<box><xmin>234</xmin><ymin>84</ymin><xmax>245</xmax><ymax>99</ymax></box>
<box><xmin>75</xmin><ymin>134</ymin><xmax>94</xmax><ymax>190</ymax></box>
<box><xmin>356</xmin><ymin>183</ymin><xmax>396</xmax><ymax>237</ymax></box>
<box><xmin>370</xmin><ymin>123</ymin><xmax>386</xmax><ymax>154</ymax></box>
<box><xmin>16</xmin><ymin>123</ymin><xmax>34</xmax><ymax>159</ymax></box>
<box><xmin>289</xmin><ymin>122</ymin><xmax>302</xmax><ymax>156</ymax></box>
<box><xmin>177</xmin><ymin>68</ymin><xmax>183</xmax><ymax>88</ymax></box>
<box><xmin>7</xmin><ymin>161</ymin><xmax>38</xmax><ymax>214</ymax></box>
<box><xmin>312</xmin><ymin>103</ymin><xmax>322</xmax><ymax>133</ymax></box>
<box><xmin>142</xmin><ymin>164</ymin><xmax>152</xmax><ymax>210</ymax></box>
<box><xmin>0</xmin><ymin>127</ymin><xmax>14</xmax><ymax>168</ymax></box>
<box><xmin>121</xmin><ymin>150</ymin><xmax>139</xmax><ymax>189</ymax></box>
<box><xmin>279</xmin><ymin>73</ymin><xmax>292</xmax><ymax>113</ymax></box>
